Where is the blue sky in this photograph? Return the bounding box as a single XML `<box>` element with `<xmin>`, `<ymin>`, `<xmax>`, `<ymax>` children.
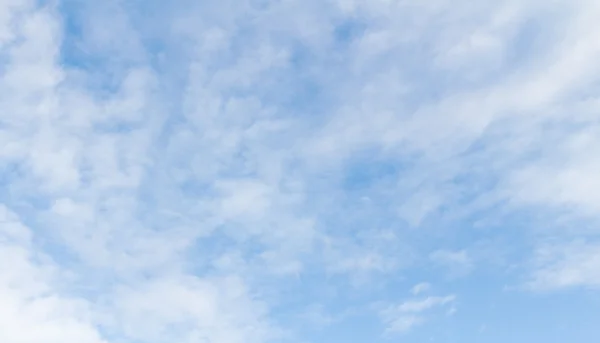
<box><xmin>1</xmin><ymin>0</ymin><xmax>600</xmax><ymax>342</ymax></box>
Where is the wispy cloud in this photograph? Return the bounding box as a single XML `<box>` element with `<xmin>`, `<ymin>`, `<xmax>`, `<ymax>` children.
<box><xmin>379</xmin><ymin>292</ymin><xmax>456</xmax><ymax>335</ymax></box>
<box><xmin>411</xmin><ymin>282</ymin><xmax>432</xmax><ymax>295</ymax></box>
<box><xmin>528</xmin><ymin>240</ymin><xmax>600</xmax><ymax>291</ymax></box>
<box><xmin>430</xmin><ymin>249</ymin><xmax>474</xmax><ymax>277</ymax></box>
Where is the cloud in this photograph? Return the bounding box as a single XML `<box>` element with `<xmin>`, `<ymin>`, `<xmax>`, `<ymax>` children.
<box><xmin>108</xmin><ymin>275</ymin><xmax>275</xmax><ymax>343</ymax></box>
<box><xmin>430</xmin><ymin>250</ymin><xmax>474</xmax><ymax>277</ymax></box>
<box><xmin>0</xmin><ymin>205</ymin><xmax>106</xmax><ymax>343</ymax></box>
<box><xmin>379</xmin><ymin>292</ymin><xmax>456</xmax><ymax>335</ymax></box>
<box><xmin>396</xmin><ymin>296</ymin><xmax>456</xmax><ymax>313</ymax></box>
<box><xmin>1</xmin><ymin>2</ymin><xmax>279</xmax><ymax>342</ymax></box>
<box><xmin>411</xmin><ymin>282</ymin><xmax>431</xmax><ymax>295</ymax></box>
<box><xmin>505</xmin><ymin>127</ymin><xmax>600</xmax><ymax>217</ymax></box>
<box><xmin>528</xmin><ymin>240</ymin><xmax>600</xmax><ymax>291</ymax></box>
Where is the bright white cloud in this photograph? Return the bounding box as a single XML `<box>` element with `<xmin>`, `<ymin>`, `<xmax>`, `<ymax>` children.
<box><xmin>0</xmin><ymin>205</ymin><xmax>105</xmax><ymax>343</ymax></box>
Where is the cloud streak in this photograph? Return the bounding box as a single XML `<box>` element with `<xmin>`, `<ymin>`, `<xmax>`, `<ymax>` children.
<box><xmin>379</xmin><ymin>291</ymin><xmax>456</xmax><ymax>335</ymax></box>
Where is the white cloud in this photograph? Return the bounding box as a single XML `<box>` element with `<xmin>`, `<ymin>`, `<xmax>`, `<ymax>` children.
<box><xmin>322</xmin><ymin>229</ymin><xmax>409</xmax><ymax>282</ymax></box>
<box><xmin>108</xmin><ymin>276</ymin><xmax>275</xmax><ymax>343</ymax></box>
<box><xmin>0</xmin><ymin>205</ymin><xmax>106</xmax><ymax>343</ymax></box>
<box><xmin>384</xmin><ymin>315</ymin><xmax>424</xmax><ymax>334</ymax></box>
<box><xmin>303</xmin><ymin>0</ymin><xmax>600</xmax><ymax>229</ymax></box>
<box><xmin>505</xmin><ymin>127</ymin><xmax>600</xmax><ymax>216</ymax></box>
<box><xmin>529</xmin><ymin>240</ymin><xmax>600</xmax><ymax>291</ymax></box>
<box><xmin>396</xmin><ymin>295</ymin><xmax>456</xmax><ymax>313</ymax></box>
<box><xmin>411</xmin><ymin>282</ymin><xmax>431</xmax><ymax>295</ymax></box>
<box><xmin>0</xmin><ymin>2</ymin><xmax>280</xmax><ymax>342</ymax></box>
<box><xmin>314</xmin><ymin>0</ymin><xmax>600</xmax><ymax>291</ymax></box>
<box><xmin>430</xmin><ymin>249</ymin><xmax>474</xmax><ymax>277</ymax></box>
<box><xmin>379</xmin><ymin>293</ymin><xmax>456</xmax><ymax>335</ymax></box>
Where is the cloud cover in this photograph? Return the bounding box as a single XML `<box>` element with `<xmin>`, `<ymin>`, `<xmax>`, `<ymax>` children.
<box><xmin>1</xmin><ymin>0</ymin><xmax>600</xmax><ymax>342</ymax></box>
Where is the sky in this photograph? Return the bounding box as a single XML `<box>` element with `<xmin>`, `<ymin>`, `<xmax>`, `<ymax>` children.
<box><xmin>1</xmin><ymin>0</ymin><xmax>600</xmax><ymax>342</ymax></box>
